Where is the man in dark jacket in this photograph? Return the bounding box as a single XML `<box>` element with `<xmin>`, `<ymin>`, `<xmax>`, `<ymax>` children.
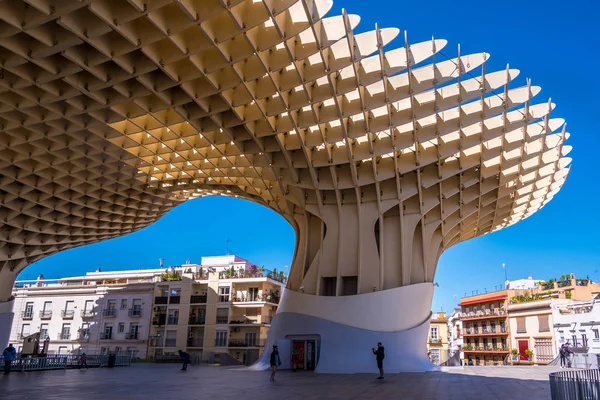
<box><xmin>178</xmin><ymin>350</ymin><xmax>191</xmax><ymax>371</ymax></box>
<box><xmin>269</xmin><ymin>345</ymin><xmax>282</xmax><ymax>382</ymax></box>
<box><xmin>3</xmin><ymin>344</ymin><xmax>17</xmax><ymax>375</ymax></box>
<box><xmin>372</xmin><ymin>342</ymin><xmax>385</xmax><ymax>380</ymax></box>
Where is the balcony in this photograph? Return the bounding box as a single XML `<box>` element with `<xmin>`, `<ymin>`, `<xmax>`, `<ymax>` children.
<box><xmin>188</xmin><ymin>317</ymin><xmax>206</xmax><ymax>325</ymax></box>
<box><xmin>101</xmin><ymin>333</ymin><xmax>112</xmax><ymax>340</ymax></box>
<box><xmin>228</xmin><ymin>340</ymin><xmax>264</xmax><ymax>348</ymax></box>
<box><xmin>152</xmin><ymin>314</ymin><xmax>166</xmax><ymax>326</ymax></box>
<box><xmin>77</xmin><ymin>330</ymin><xmax>90</xmax><ymax>341</ymax></box>
<box><xmin>21</xmin><ymin>311</ymin><xmax>34</xmax><ymax>320</ymax></box>
<box><xmin>61</xmin><ymin>310</ymin><xmax>75</xmax><ymax>319</ymax></box>
<box><xmin>128</xmin><ymin>307</ymin><xmax>142</xmax><ymax>317</ymax></box>
<box><xmin>429</xmin><ymin>337</ymin><xmax>442</xmax><ymax>344</ymax></box>
<box><xmin>39</xmin><ymin>310</ymin><xmax>52</xmax><ymax>319</ymax></box>
<box><xmin>216</xmin><ymin>317</ymin><xmax>229</xmax><ymax>324</ymax></box>
<box><xmin>461</xmin><ymin>309</ymin><xmax>506</xmax><ymax>321</ymax></box>
<box><xmin>154</xmin><ymin>296</ymin><xmax>168</xmax><ymax>305</ymax></box>
<box><xmin>103</xmin><ymin>309</ymin><xmax>116</xmax><ymax>317</ymax></box>
<box><xmin>462</xmin><ymin>345</ymin><xmax>509</xmax><ymax>353</ymax></box>
<box><xmin>229</xmin><ymin>317</ymin><xmax>272</xmax><ymax>326</ymax></box>
<box><xmin>463</xmin><ymin>327</ymin><xmax>508</xmax><ymax>336</ymax></box>
<box><xmin>190</xmin><ymin>295</ymin><xmax>207</xmax><ymax>304</ymax></box>
<box><xmin>233</xmin><ymin>293</ymin><xmax>280</xmax><ymax>304</ymax></box>
<box><xmin>187</xmin><ymin>338</ymin><xmax>204</xmax><ymax>347</ymax></box>
<box><xmin>169</xmin><ymin>296</ymin><xmax>180</xmax><ymax>304</ymax></box>
<box><xmin>58</xmin><ymin>332</ymin><xmax>71</xmax><ymax>340</ymax></box>
<box><xmin>125</xmin><ymin>332</ymin><xmax>139</xmax><ymax>340</ymax></box>
<box><xmin>167</xmin><ymin>317</ymin><xmax>179</xmax><ymax>325</ymax></box>
<box><xmin>81</xmin><ymin>310</ymin><xmax>95</xmax><ymax>318</ymax></box>
<box><xmin>164</xmin><ymin>339</ymin><xmax>176</xmax><ymax>347</ymax></box>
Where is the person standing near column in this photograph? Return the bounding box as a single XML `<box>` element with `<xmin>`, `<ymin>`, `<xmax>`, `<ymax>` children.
<box><xmin>372</xmin><ymin>342</ymin><xmax>385</xmax><ymax>380</ymax></box>
<box><xmin>3</xmin><ymin>344</ymin><xmax>16</xmax><ymax>374</ymax></box>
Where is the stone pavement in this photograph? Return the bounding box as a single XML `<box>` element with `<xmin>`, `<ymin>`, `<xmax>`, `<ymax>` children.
<box><xmin>0</xmin><ymin>364</ymin><xmax>564</xmax><ymax>400</ymax></box>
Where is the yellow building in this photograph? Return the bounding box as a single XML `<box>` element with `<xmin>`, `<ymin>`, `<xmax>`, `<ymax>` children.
<box><xmin>427</xmin><ymin>312</ymin><xmax>449</xmax><ymax>365</ymax></box>
<box><xmin>148</xmin><ymin>256</ymin><xmax>285</xmax><ymax>365</ymax></box>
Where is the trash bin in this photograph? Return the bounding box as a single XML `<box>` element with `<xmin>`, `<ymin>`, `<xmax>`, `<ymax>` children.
<box><xmin>108</xmin><ymin>353</ymin><xmax>116</xmax><ymax>368</ymax></box>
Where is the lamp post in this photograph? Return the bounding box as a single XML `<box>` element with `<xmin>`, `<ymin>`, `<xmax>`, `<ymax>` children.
<box><xmin>502</xmin><ymin>263</ymin><xmax>508</xmax><ymax>288</ymax></box>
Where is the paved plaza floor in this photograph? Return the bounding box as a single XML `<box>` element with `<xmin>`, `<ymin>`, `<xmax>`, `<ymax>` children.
<box><xmin>0</xmin><ymin>363</ymin><xmax>563</xmax><ymax>399</ymax></box>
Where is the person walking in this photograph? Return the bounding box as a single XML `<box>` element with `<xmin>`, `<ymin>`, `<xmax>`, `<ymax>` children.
<box><xmin>372</xmin><ymin>342</ymin><xmax>385</xmax><ymax>380</ymax></box>
<box><xmin>3</xmin><ymin>344</ymin><xmax>16</xmax><ymax>375</ymax></box>
<box><xmin>564</xmin><ymin>343</ymin><xmax>573</xmax><ymax>368</ymax></box>
<box><xmin>79</xmin><ymin>353</ymin><xmax>88</xmax><ymax>369</ymax></box>
<box><xmin>269</xmin><ymin>345</ymin><xmax>281</xmax><ymax>382</ymax></box>
<box><xmin>178</xmin><ymin>350</ymin><xmax>191</xmax><ymax>371</ymax></box>
<box><xmin>559</xmin><ymin>344</ymin><xmax>567</xmax><ymax>368</ymax></box>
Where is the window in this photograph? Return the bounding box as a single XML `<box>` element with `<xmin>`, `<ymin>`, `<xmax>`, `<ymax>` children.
<box><xmin>156</xmin><ymin>330</ymin><xmax>164</xmax><ymax>347</ymax></box>
<box><xmin>165</xmin><ymin>330</ymin><xmax>177</xmax><ymax>347</ymax></box>
<box><xmin>40</xmin><ymin>324</ymin><xmax>49</xmax><ymax>340</ymax></box>
<box><xmin>118</xmin><ymin>323</ymin><xmax>125</xmax><ymax>333</ymax></box>
<box><xmin>341</xmin><ymin>276</ymin><xmax>358</xmax><ymax>296</ymax></box>
<box><xmin>593</xmin><ymin>329</ymin><xmax>599</xmax><ymax>340</ymax></box>
<box><xmin>534</xmin><ymin>338</ymin><xmax>554</xmax><ymax>363</ymax></box>
<box><xmin>121</xmin><ymin>299</ymin><xmax>127</xmax><ymax>310</ymax></box>
<box><xmin>430</xmin><ymin>326</ymin><xmax>439</xmax><ymax>339</ymax></box>
<box><xmin>84</xmin><ymin>300</ymin><xmax>94</xmax><ymax>312</ymax></box>
<box><xmin>107</xmin><ymin>300</ymin><xmax>116</xmax><ymax>310</ymax></box>
<box><xmin>167</xmin><ymin>309</ymin><xmax>179</xmax><ymax>325</ymax></box>
<box><xmin>24</xmin><ymin>302</ymin><xmax>34</xmax><ymax>319</ymax></box>
<box><xmin>21</xmin><ymin>324</ymin><xmax>31</xmax><ymax>338</ymax></box>
<box><xmin>130</xmin><ymin>323</ymin><xmax>139</xmax><ymax>336</ymax></box>
<box><xmin>58</xmin><ymin>346</ymin><xmax>68</xmax><ymax>355</ymax></box>
<box><xmin>61</xmin><ymin>323</ymin><xmax>71</xmax><ymax>340</ymax></box>
<box><xmin>516</xmin><ymin>317</ymin><xmax>526</xmax><ymax>333</ymax></box>
<box><xmin>215</xmin><ymin>331</ymin><xmax>227</xmax><ymax>347</ymax></box>
<box><xmin>43</xmin><ymin>301</ymin><xmax>52</xmax><ymax>312</ymax></box>
<box><xmin>171</xmin><ymin>288</ymin><xmax>181</xmax><ymax>296</ymax></box>
<box><xmin>429</xmin><ymin>348</ymin><xmax>440</xmax><ymax>365</ymax></box>
<box><xmin>538</xmin><ymin>315</ymin><xmax>550</xmax><ymax>332</ymax></box>
<box><xmin>104</xmin><ymin>324</ymin><xmax>113</xmax><ymax>340</ymax></box>
<box><xmin>100</xmin><ymin>347</ymin><xmax>109</xmax><ymax>355</ymax></box>
<box><xmin>582</xmin><ymin>333</ymin><xmax>588</xmax><ymax>347</ymax></box>
<box><xmin>248</xmin><ymin>287</ymin><xmax>259</xmax><ymax>301</ymax></box>
<box><xmin>62</xmin><ymin>301</ymin><xmax>75</xmax><ymax>318</ymax></box>
<box><xmin>80</xmin><ymin>323</ymin><xmax>90</xmax><ymax>339</ymax></box>
<box><xmin>216</xmin><ymin>308</ymin><xmax>229</xmax><ymax>324</ymax></box>
<box><xmin>321</xmin><ymin>277</ymin><xmax>337</xmax><ymax>296</ymax></box>
<box><xmin>218</xmin><ymin>287</ymin><xmax>230</xmax><ymax>302</ymax></box>
<box><xmin>571</xmin><ymin>335</ymin><xmax>578</xmax><ymax>347</ymax></box>
<box><xmin>115</xmin><ymin>346</ymin><xmax>121</xmax><ymax>354</ymax></box>
<box><xmin>245</xmin><ymin>332</ymin><xmax>256</xmax><ymax>347</ymax></box>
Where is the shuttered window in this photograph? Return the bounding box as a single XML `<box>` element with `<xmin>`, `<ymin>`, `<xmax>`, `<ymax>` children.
<box><xmin>516</xmin><ymin>317</ymin><xmax>526</xmax><ymax>333</ymax></box>
<box><xmin>538</xmin><ymin>315</ymin><xmax>550</xmax><ymax>332</ymax></box>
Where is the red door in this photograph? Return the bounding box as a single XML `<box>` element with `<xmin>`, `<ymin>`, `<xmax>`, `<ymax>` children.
<box><xmin>518</xmin><ymin>340</ymin><xmax>529</xmax><ymax>361</ymax></box>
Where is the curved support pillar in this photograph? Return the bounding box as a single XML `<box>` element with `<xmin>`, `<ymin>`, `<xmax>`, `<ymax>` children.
<box><xmin>254</xmin><ymin>283</ymin><xmax>435</xmax><ymax>373</ymax></box>
<box><xmin>0</xmin><ymin>299</ymin><xmax>15</xmax><ymax>348</ymax></box>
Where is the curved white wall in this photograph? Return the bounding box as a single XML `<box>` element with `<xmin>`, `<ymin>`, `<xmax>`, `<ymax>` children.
<box><xmin>254</xmin><ymin>284</ymin><xmax>435</xmax><ymax>373</ymax></box>
<box><xmin>278</xmin><ymin>283</ymin><xmax>433</xmax><ymax>332</ymax></box>
<box><xmin>0</xmin><ymin>298</ymin><xmax>15</xmax><ymax>348</ymax></box>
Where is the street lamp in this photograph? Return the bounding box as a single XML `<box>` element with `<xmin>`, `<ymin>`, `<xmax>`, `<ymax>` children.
<box><xmin>502</xmin><ymin>263</ymin><xmax>508</xmax><ymax>288</ymax></box>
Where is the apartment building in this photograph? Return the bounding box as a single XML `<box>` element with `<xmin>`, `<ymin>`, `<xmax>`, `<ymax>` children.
<box><xmin>447</xmin><ymin>308</ymin><xmax>463</xmax><ymax>362</ymax></box>
<box><xmin>148</xmin><ymin>255</ymin><xmax>285</xmax><ymax>365</ymax></box>
<box><xmin>460</xmin><ymin>290</ymin><xmax>511</xmax><ymax>365</ymax></box>
<box><xmin>427</xmin><ymin>312</ymin><xmax>449</xmax><ymax>365</ymax></box>
<box><xmin>10</xmin><ymin>271</ymin><xmax>155</xmax><ymax>358</ymax></box>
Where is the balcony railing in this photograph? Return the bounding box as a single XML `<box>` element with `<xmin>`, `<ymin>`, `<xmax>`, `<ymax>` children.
<box><xmin>101</xmin><ymin>333</ymin><xmax>112</xmax><ymax>340</ymax></box>
<box><xmin>39</xmin><ymin>310</ymin><xmax>52</xmax><ymax>319</ymax></box>
<box><xmin>216</xmin><ymin>317</ymin><xmax>229</xmax><ymax>324</ymax></box>
<box><xmin>21</xmin><ymin>311</ymin><xmax>34</xmax><ymax>320</ymax></box>
<box><xmin>125</xmin><ymin>332</ymin><xmax>139</xmax><ymax>340</ymax></box>
<box><xmin>429</xmin><ymin>337</ymin><xmax>442</xmax><ymax>344</ymax></box>
<box><xmin>152</xmin><ymin>314</ymin><xmax>166</xmax><ymax>326</ymax></box>
<box><xmin>58</xmin><ymin>332</ymin><xmax>71</xmax><ymax>340</ymax></box>
<box><xmin>169</xmin><ymin>296</ymin><xmax>180</xmax><ymax>304</ymax></box>
<box><xmin>464</xmin><ymin>327</ymin><xmax>508</xmax><ymax>335</ymax></box>
<box><xmin>187</xmin><ymin>338</ymin><xmax>204</xmax><ymax>347</ymax></box>
<box><xmin>103</xmin><ymin>309</ymin><xmax>116</xmax><ymax>317</ymax></box>
<box><xmin>167</xmin><ymin>317</ymin><xmax>179</xmax><ymax>325</ymax></box>
<box><xmin>463</xmin><ymin>345</ymin><xmax>509</xmax><ymax>352</ymax></box>
<box><xmin>77</xmin><ymin>330</ymin><xmax>90</xmax><ymax>341</ymax></box>
<box><xmin>557</xmin><ymin>280</ymin><xmax>572</xmax><ymax>288</ymax></box>
<box><xmin>188</xmin><ymin>317</ymin><xmax>206</xmax><ymax>325</ymax></box>
<box><xmin>164</xmin><ymin>339</ymin><xmax>176</xmax><ymax>347</ymax></box>
<box><xmin>228</xmin><ymin>340</ymin><xmax>264</xmax><ymax>348</ymax></box>
<box><xmin>154</xmin><ymin>296</ymin><xmax>168</xmax><ymax>305</ymax></box>
<box><xmin>462</xmin><ymin>309</ymin><xmax>506</xmax><ymax>320</ymax></box>
<box><xmin>190</xmin><ymin>295</ymin><xmax>207</xmax><ymax>304</ymax></box>
<box><xmin>81</xmin><ymin>310</ymin><xmax>95</xmax><ymax>318</ymax></box>
<box><xmin>61</xmin><ymin>310</ymin><xmax>75</xmax><ymax>319</ymax></box>
<box><xmin>233</xmin><ymin>293</ymin><xmax>280</xmax><ymax>304</ymax></box>
<box><xmin>128</xmin><ymin>307</ymin><xmax>142</xmax><ymax>317</ymax></box>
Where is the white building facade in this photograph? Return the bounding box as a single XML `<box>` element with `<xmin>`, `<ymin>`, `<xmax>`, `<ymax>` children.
<box><xmin>9</xmin><ymin>271</ymin><xmax>156</xmax><ymax>358</ymax></box>
<box><xmin>506</xmin><ymin>277</ymin><xmax>542</xmax><ymax>290</ymax></box>
<box><xmin>552</xmin><ymin>296</ymin><xmax>600</xmax><ymax>355</ymax></box>
<box><xmin>447</xmin><ymin>308</ymin><xmax>463</xmax><ymax>362</ymax></box>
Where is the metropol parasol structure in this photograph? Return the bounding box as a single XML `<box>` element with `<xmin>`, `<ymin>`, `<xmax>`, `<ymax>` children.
<box><xmin>0</xmin><ymin>0</ymin><xmax>571</xmax><ymax>372</ymax></box>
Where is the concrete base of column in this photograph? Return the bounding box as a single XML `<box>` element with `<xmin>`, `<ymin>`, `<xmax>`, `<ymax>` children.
<box><xmin>0</xmin><ymin>298</ymin><xmax>15</xmax><ymax>348</ymax></box>
<box><xmin>253</xmin><ymin>283</ymin><xmax>435</xmax><ymax>373</ymax></box>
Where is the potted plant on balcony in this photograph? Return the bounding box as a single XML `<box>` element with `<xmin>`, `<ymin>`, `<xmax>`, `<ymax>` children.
<box><xmin>525</xmin><ymin>349</ymin><xmax>533</xmax><ymax>362</ymax></box>
<box><xmin>511</xmin><ymin>349</ymin><xmax>518</xmax><ymax>361</ymax></box>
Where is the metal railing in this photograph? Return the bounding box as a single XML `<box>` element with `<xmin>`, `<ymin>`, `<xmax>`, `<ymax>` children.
<box><xmin>0</xmin><ymin>354</ymin><xmax>132</xmax><ymax>372</ymax></box>
<box><xmin>61</xmin><ymin>310</ymin><xmax>75</xmax><ymax>318</ymax></box>
<box><xmin>21</xmin><ymin>311</ymin><xmax>34</xmax><ymax>320</ymax></box>
<box><xmin>189</xmin><ymin>317</ymin><xmax>206</xmax><ymax>325</ymax></box>
<box><xmin>549</xmin><ymin>369</ymin><xmax>600</xmax><ymax>399</ymax></box>
<box><xmin>103</xmin><ymin>309</ymin><xmax>116</xmax><ymax>317</ymax></box>
<box><xmin>39</xmin><ymin>310</ymin><xmax>52</xmax><ymax>319</ymax></box>
<box><xmin>128</xmin><ymin>307</ymin><xmax>142</xmax><ymax>317</ymax></box>
<box><xmin>125</xmin><ymin>332</ymin><xmax>139</xmax><ymax>340</ymax></box>
<box><xmin>190</xmin><ymin>295</ymin><xmax>207</xmax><ymax>303</ymax></box>
<box><xmin>154</xmin><ymin>296</ymin><xmax>168</xmax><ymax>305</ymax></box>
<box><xmin>81</xmin><ymin>310</ymin><xmax>95</xmax><ymax>318</ymax></box>
<box><xmin>169</xmin><ymin>296</ymin><xmax>180</xmax><ymax>304</ymax></box>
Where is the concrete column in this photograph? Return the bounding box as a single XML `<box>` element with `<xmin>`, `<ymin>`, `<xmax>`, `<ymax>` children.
<box><xmin>0</xmin><ymin>267</ymin><xmax>18</xmax><ymax>348</ymax></box>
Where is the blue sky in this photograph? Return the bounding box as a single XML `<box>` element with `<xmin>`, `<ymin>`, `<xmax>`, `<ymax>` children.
<box><xmin>21</xmin><ymin>0</ymin><xmax>599</xmax><ymax>313</ymax></box>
